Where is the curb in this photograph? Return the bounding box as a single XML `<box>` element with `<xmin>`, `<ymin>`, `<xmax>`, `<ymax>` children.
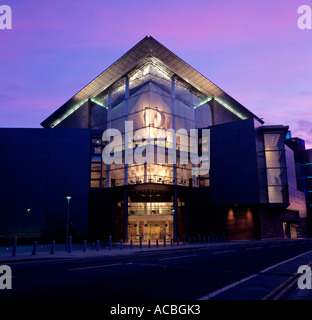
<box><xmin>1</xmin><ymin>238</ymin><xmax>311</xmax><ymax>264</ymax></box>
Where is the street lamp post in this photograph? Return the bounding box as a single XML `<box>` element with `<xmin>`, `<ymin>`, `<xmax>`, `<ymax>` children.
<box><xmin>26</xmin><ymin>208</ymin><xmax>31</xmax><ymax>244</ymax></box>
<box><xmin>65</xmin><ymin>195</ymin><xmax>72</xmax><ymax>252</ymax></box>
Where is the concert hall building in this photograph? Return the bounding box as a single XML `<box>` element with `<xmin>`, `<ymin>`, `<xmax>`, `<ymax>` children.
<box><xmin>0</xmin><ymin>36</ymin><xmax>311</xmax><ymax>243</ymax></box>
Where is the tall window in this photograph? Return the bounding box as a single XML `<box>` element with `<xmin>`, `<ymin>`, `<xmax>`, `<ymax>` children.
<box><xmin>264</xmin><ymin>133</ymin><xmax>289</xmax><ymax>204</ymax></box>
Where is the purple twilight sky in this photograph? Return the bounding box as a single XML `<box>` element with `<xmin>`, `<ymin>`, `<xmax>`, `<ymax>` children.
<box><xmin>1</xmin><ymin>0</ymin><xmax>312</xmax><ymax>147</ymax></box>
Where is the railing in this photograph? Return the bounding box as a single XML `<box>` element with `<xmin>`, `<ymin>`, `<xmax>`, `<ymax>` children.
<box><xmin>108</xmin><ymin>175</ymin><xmax>191</xmax><ymax>187</ymax></box>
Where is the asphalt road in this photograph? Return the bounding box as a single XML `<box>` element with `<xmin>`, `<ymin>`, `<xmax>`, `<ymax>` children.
<box><xmin>2</xmin><ymin>239</ymin><xmax>312</xmax><ymax>300</ymax></box>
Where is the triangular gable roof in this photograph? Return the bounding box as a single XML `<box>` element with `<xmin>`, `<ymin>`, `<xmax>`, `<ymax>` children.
<box><xmin>41</xmin><ymin>36</ymin><xmax>263</xmax><ymax>128</ymax></box>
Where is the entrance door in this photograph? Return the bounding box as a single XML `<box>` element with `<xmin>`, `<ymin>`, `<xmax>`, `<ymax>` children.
<box><xmin>290</xmin><ymin>224</ymin><xmax>298</xmax><ymax>239</ymax></box>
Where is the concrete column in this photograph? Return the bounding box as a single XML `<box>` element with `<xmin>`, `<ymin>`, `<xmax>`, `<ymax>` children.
<box><xmin>209</xmin><ymin>98</ymin><xmax>215</xmax><ymax>126</ymax></box>
<box><xmin>124</xmin><ymin>76</ymin><xmax>130</xmax><ymax>186</ymax></box>
<box><xmin>107</xmin><ymin>91</ymin><xmax>112</xmax><ymax>129</ymax></box>
<box><xmin>144</xmin><ymin>162</ymin><xmax>147</xmax><ymax>183</ymax></box>
<box><xmin>190</xmin><ymin>92</ymin><xmax>195</xmax><ymax>129</ymax></box>
<box><xmin>166</xmin><ymin>221</ymin><xmax>169</xmax><ymax>240</ymax></box>
<box><xmin>143</xmin><ymin>221</ymin><xmax>147</xmax><ymax>241</ymax></box>
<box><xmin>106</xmin><ymin>91</ymin><xmax>111</xmax><ymax>188</ymax></box>
<box><xmin>173</xmin><ymin>188</ymin><xmax>178</xmax><ymax>241</ymax></box>
<box><xmin>123</xmin><ymin>188</ymin><xmax>128</xmax><ymax>242</ymax></box>
<box><xmin>172</xmin><ymin>76</ymin><xmax>177</xmax><ymax>185</ymax></box>
<box><xmin>136</xmin><ymin>222</ymin><xmax>140</xmax><ymax>241</ymax></box>
<box><xmin>190</xmin><ymin>91</ymin><xmax>197</xmax><ymax>187</ymax></box>
<box><xmin>87</xmin><ymin>99</ymin><xmax>93</xmax><ymax>129</ymax></box>
<box><xmin>171</xmin><ymin>76</ymin><xmax>176</xmax><ymax>131</ymax></box>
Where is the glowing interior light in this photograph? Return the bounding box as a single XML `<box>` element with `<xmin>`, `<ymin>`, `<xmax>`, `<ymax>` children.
<box><xmin>142</xmin><ymin>65</ymin><xmax>150</xmax><ymax>76</ymax></box>
<box><xmin>214</xmin><ymin>97</ymin><xmax>248</xmax><ymax>120</ymax></box>
<box><xmin>51</xmin><ymin>98</ymin><xmax>89</xmax><ymax>128</ymax></box>
<box><xmin>143</xmin><ymin>107</ymin><xmax>165</xmax><ymax>129</ymax></box>
<box><xmin>130</xmin><ymin>59</ymin><xmax>171</xmax><ymax>82</ymax></box>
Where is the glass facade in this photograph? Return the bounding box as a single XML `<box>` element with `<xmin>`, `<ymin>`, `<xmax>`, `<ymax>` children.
<box><xmin>264</xmin><ymin>133</ymin><xmax>289</xmax><ymax>204</ymax></box>
<box><xmin>128</xmin><ymin>202</ymin><xmax>174</xmax><ymax>241</ymax></box>
<box><xmin>89</xmin><ymin>58</ymin><xmax>212</xmax><ymax>241</ymax></box>
<box><xmin>89</xmin><ymin>58</ymin><xmax>212</xmax><ymax>190</ymax></box>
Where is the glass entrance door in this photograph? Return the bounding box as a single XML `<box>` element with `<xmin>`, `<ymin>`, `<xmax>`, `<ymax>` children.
<box><xmin>128</xmin><ymin>202</ymin><xmax>174</xmax><ymax>242</ymax></box>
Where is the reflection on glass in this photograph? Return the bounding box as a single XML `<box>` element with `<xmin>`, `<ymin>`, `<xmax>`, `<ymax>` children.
<box><xmin>128</xmin><ymin>201</ymin><xmax>174</xmax><ymax>241</ymax></box>
<box><xmin>264</xmin><ymin>133</ymin><xmax>288</xmax><ymax>204</ymax></box>
<box><xmin>90</xmin><ymin>59</ymin><xmax>211</xmax><ymax>189</ymax></box>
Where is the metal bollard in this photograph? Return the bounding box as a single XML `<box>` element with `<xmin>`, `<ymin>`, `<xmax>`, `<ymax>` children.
<box><xmin>12</xmin><ymin>236</ymin><xmax>17</xmax><ymax>257</ymax></box>
<box><xmin>194</xmin><ymin>236</ymin><xmax>196</xmax><ymax>244</ymax></box>
<box><xmin>183</xmin><ymin>234</ymin><xmax>185</xmax><ymax>245</ymax></box>
<box><xmin>140</xmin><ymin>236</ymin><xmax>142</xmax><ymax>249</ymax></box>
<box><xmin>120</xmin><ymin>239</ymin><xmax>123</xmax><ymax>250</ymax></box>
<box><xmin>68</xmin><ymin>236</ymin><xmax>72</xmax><ymax>253</ymax></box>
<box><xmin>148</xmin><ymin>239</ymin><xmax>151</xmax><ymax>248</ymax></box>
<box><xmin>199</xmin><ymin>234</ymin><xmax>201</xmax><ymax>244</ymax></box>
<box><xmin>212</xmin><ymin>233</ymin><xmax>215</xmax><ymax>242</ymax></box>
<box><xmin>171</xmin><ymin>239</ymin><xmax>173</xmax><ymax>246</ymax></box>
<box><xmin>83</xmin><ymin>240</ymin><xmax>87</xmax><ymax>252</ymax></box>
<box><xmin>109</xmin><ymin>236</ymin><xmax>112</xmax><ymax>250</ymax></box>
<box><xmin>177</xmin><ymin>237</ymin><xmax>179</xmax><ymax>246</ymax></box>
<box><xmin>96</xmin><ymin>240</ymin><xmax>100</xmax><ymax>251</ymax></box>
<box><xmin>130</xmin><ymin>239</ymin><xmax>133</xmax><ymax>249</ymax></box>
<box><xmin>164</xmin><ymin>235</ymin><xmax>166</xmax><ymax>248</ymax></box>
<box><xmin>50</xmin><ymin>241</ymin><xmax>55</xmax><ymax>255</ymax></box>
<box><xmin>156</xmin><ymin>239</ymin><xmax>158</xmax><ymax>248</ymax></box>
<box><xmin>32</xmin><ymin>241</ymin><xmax>37</xmax><ymax>256</ymax></box>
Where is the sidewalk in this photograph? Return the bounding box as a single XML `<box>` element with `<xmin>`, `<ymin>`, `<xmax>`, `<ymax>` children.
<box><xmin>0</xmin><ymin>239</ymin><xmax>266</xmax><ymax>263</ymax></box>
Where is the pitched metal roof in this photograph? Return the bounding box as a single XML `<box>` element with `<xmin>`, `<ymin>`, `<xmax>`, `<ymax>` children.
<box><xmin>41</xmin><ymin>36</ymin><xmax>263</xmax><ymax>128</ymax></box>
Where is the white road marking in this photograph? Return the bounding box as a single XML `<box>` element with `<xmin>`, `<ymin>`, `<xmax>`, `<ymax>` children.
<box><xmin>213</xmin><ymin>250</ymin><xmax>236</xmax><ymax>254</ymax></box>
<box><xmin>68</xmin><ymin>263</ymin><xmax>123</xmax><ymax>271</ymax></box>
<box><xmin>159</xmin><ymin>254</ymin><xmax>197</xmax><ymax>261</ymax></box>
<box><xmin>198</xmin><ymin>274</ymin><xmax>258</xmax><ymax>300</ymax></box>
<box><xmin>198</xmin><ymin>249</ymin><xmax>312</xmax><ymax>300</ymax></box>
<box><xmin>245</xmin><ymin>247</ymin><xmax>263</xmax><ymax>250</ymax></box>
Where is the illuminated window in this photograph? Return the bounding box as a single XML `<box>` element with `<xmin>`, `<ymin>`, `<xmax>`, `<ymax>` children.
<box><xmin>264</xmin><ymin>133</ymin><xmax>288</xmax><ymax>204</ymax></box>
